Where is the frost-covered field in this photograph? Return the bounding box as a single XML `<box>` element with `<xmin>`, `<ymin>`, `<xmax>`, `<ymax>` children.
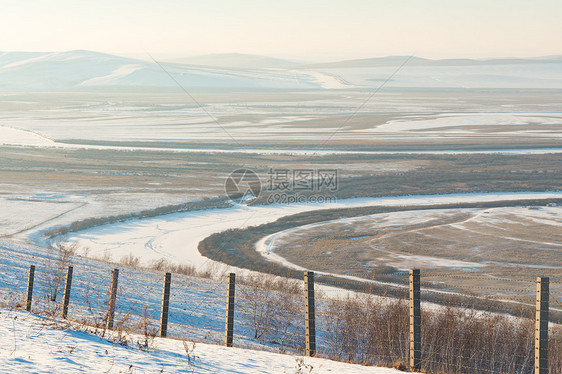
<box><xmin>0</xmin><ymin>192</ymin><xmax>192</xmax><ymax>239</ymax></box>
<box><xmin>260</xmin><ymin>205</ymin><xmax>562</xmax><ymax>271</ymax></box>
<box><xmin>0</xmin><ymin>50</ymin><xmax>561</xmax><ymax>372</ymax></box>
<box><xmin>257</xmin><ymin>203</ymin><xmax>562</xmax><ymax>304</ymax></box>
<box><xmin>0</xmin><ymin>238</ymin><xmax>408</xmax><ymax>373</ymax></box>
<box><xmin>313</xmin><ymin>62</ymin><xmax>562</xmax><ymax>89</ymax></box>
<box><xmin>1</xmin><ymin>52</ymin><xmax>561</xmax><ymax>151</ymax></box>
<box><xmin>65</xmin><ymin>192</ymin><xmax>562</xmax><ymax>269</ymax></box>
<box><xmin>0</xmin><ymin>309</ymin><xmax>403</xmax><ymax>373</ymax></box>
<box><xmin>1</xmin><ymin>92</ymin><xmax>561</xmax><ymax>149</ymax></box>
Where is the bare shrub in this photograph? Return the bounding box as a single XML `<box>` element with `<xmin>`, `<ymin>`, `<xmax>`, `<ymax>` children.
<box><xmin>294</xmin><ymin>357</ymin><xmax>314</xmax><ymax>373</ymax></box>
<box><xmin>149</xmin><ymin>258</ymin><xmax>168</xmax><ymax>271</ymax></box>
<box><xmin>45</xmin><ymin>240</ymin><xmax>77</xmax><ymax>302</ymax></box>
<box><xmin>551</xmin><ymin>328</ymin><xmax>562</xmax><ymax>374</ymax></box>
<box><xmin>120</xmin><ymin>253</ymin><xmax>140</xmax><ymax>268</ymax></box>
<box><xmin>320</xmin><ymin>292</ymin><xmax>562</xmax><ymax>374</ymax></box>
<box><xmin>322</xmin><ymin>294</ymin><xmax>408</xmax><ymax>366</ymax></box>
<box><xmin>146</xmin><ymin>257</ymin><xmax>224</xmax><ymax>279</ymax></box>
<box><xmin>183</xmin><ymin>340</ymin><xmax>197</xmax><ymax>373</ymax></box>
<box><xmin>420</xmin><ymin>307</ymin><xmax>534</xmax><ymax>373</ymax></box>
<box><xmin>173</xmin><ymin>263</ymin><xmax>198</xmax><ymax>276</ymax></box>
<box><xmin>81</xmin><ymin>279</ymin><xmax>107</xmax><ymax>328</ymax></box>
<box><xmin>107</xmin><ymin>307</ymin><xmax>157</xmax><ymax>351</ymax></box>
<box><xmin>91</xmin><ymin>250</ymin><xmax>114</xmax><ymax>264</ymax></box>
<box><xmin>134</xmin><ymin>307</ymin><xmax>157</xmax><ymax>351</ymax></box>
<box><xmin>238</xmin><ymin>274</ymin><xmax>304</xmax><ymax>352</ymax></box>
<box><xmin>113</xmin><ymin>312</ymin><xmax>133</xmax><ymax>346</ymax></box>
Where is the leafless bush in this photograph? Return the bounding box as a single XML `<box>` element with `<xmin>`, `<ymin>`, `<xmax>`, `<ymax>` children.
<box><xmin>45</xmin><ymin>240</ymin><xmax>77</xmax><ymax>302</ymax></box>
<box><xmin>183</xmin><ymin>340</ymin><xmax>197</xmax><ymax>373</ymax></box>
<box><xmin>107</xmin><ymin>307</ymin><xmax>157</xmax><ymax>351</ymax></box>
<box><xmin>421</xmin><ymin>307</ymin><xmax>534</xmax><ymax>373</ymax></box>
<box><xmin>322</xmin><ymin>294</ymin><xmax>408</xmax><ymax>366</ymax></box>
<box><xmin>294</xmin><ymin>357</ymin><xmax>314</xmax><ymax>373</ymax></box>
<box><xmin>113</xmin><ymin>312</ymin><xmax>133</xmax><ymax>346</ymax></box>
<box><xmin>99</xmin><ymin>251</ymin><xmax>113</xmax><ymax>264</ymax></box>
<box><xmin>238</xmin><ymin>273</ymin><xmax>301</xmax><ymax>294</ymax></box>
<box><xmin>550</xmin><ymin>329</ymin><xmax>562</xmax><ymax>374</ymax></box>
<box><xmin>147</xmin><ymin>257</ymin><xmax>217</xmax><ymax>279</ymax></box>
<box><xmin>134</xmin><ymin>307</ymin><xmax>158</xmax><ymax>351</ymax></box>
<box><xmin>120</xmin><ymin>253</ymin><xmax>140</xmax><ymax>268</ymax></box>
<box><xmin>238</xmin><ymin>274</ymin><xmax>304</xmax><ymax>352</ymax></box>
<box><xmin>4</xmin><ymin>292</ymin><xmax>25</xmax><ymax>310</ymax></box>
<box><xmin>75</xmin><ymin>278</ymin><xmax>108</xmax><ymax>328</ymax></box>
<box><xmin>320</xmin><ymin>292</ymin><xmax>562</xmax><ymax>374</ymax></box>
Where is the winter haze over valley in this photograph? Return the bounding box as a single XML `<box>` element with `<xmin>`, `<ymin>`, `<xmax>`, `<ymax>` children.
<box><xmin>1</xmin><ymin>1</ymin><xmax>561</xmax><ymax>373</ymax></box>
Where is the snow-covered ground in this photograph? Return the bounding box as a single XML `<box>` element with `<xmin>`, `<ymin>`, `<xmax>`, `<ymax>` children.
<box><xmin>0</xmin><ymin>237</ymin><xmax>383</xmax><ymax>352</ymax></box>
<box><xmin>2</xmin><ymin>122</ymin><xmax>562</xmax><ymax>155</ymax></box>
<box><xmin>0</xmin><ymin>50</ymin><xmax>341</xmax><ymax>91</ymax></box>
<box><xmin>2</xmin><ymin>50</ymin><xmax>562</xmax><ymax>91</ymax></box>
<box><xmin>1</xmin><ymin>49</ymin><xmax>560</xmax><ymax>372</ymax></box>
<box><xmin>65</xmin><ymin>192</ymin><xmax>562</xmax><ymax>270</ymax></box>
<box><xmin>0</xmin><ymin>308</ymin><xmax>403</xmax><ymax>373</ymax></box>
<box><xmin>0</xmin><ymin>238</ymin><xmax>411</xmax><ymax>373</ymax></box>
<box><xmin>256</xmin><ymin>205</ymin><xmax>562</xmax><ymax>273</ymax></box>
<box><xmin>368</xmin><ymin>112</ymin><xmax>562</xmax><ymax>138</ymax></box>
<box><xmin>314</xmin><ymin>62</ymin><xmax>562</xmax><ymax>89</ymax></box>
<box><xmin>2</xmin><ymin>108</ymin><xmax>562</xmax><ymax>153</ymax></box>
<box><xmin>0</xmin><ymin>192</ymin><xmax>192</xmax><ymax>238</ymax></box>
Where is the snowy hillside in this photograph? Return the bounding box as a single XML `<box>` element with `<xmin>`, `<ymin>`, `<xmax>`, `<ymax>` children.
<box><xmin>299</xmin><ymin>55</ymin><xmax>562</xmax><ymax>68</ymax></box>
<box><xmin>300</xmin><ymin>56</ymin><xmax>562</xmax><ymax>89</ymax></box>
<box><xmin>0</xmin><ymin>309</ymin><xmax>403</xmax><ymax>373</ymax></box>
<box><xmin>1</xmin><ymin>50</ymin><xmax>561</xmax><ymax>91</ymax></box>
<box><xmin>0</xmin><ymin>50</ymin><xmax>342</xmax><ymax>91</ymax></box>
<box><xmin>0</xmin><ymin>237</ymin><xmax>408</xmax><ymax>373</ymax></box>
<box><xmin>167</xmin><ymin>53</ymin><xmax>298</xmax><ymax>69</ymax></box>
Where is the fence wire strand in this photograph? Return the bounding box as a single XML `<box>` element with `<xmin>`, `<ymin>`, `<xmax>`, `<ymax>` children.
<box><xmin>0</xmin><ymin>243</ymin><xmax>561</xmax><ymax>374</ymax></box>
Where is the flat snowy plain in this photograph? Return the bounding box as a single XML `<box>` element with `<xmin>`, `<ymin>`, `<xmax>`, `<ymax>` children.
<box><xmin>67</xmin><ymin>192</ymin><xmax>562</xmax><ymax>270</ymax></box>
<box><xmin>1</xmin><ymin>51</ymin><xmax>561</xmax><ymax>372</ymax></box>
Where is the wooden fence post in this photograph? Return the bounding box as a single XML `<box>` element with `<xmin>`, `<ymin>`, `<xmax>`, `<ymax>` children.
<box><xmin>409</xmin><ymin>269</ymin><xmax>421</xmax><ymax>371</ymax></box>
<box><xmin>25</xmin><ymin>265</ymin><xmax>35</xmax><ymax>312</ymax></box>
<box><xmin>535</xmin><ymin>277</ymin><xmax>549</xmax><ymax>374</ymax></box>
<box><xmin>61</xmin><ymin>266</ymin><xmax>73</xmax><ymax>319</ymax></box>
<box><xmin>160</xmin><ymin>272</ymin><xmax>172</xmax><ymax>337</ymax></box>
<box><xmin>106</xmin><ymin>268</ymin><xmax>119</xmax><ymax>330</ymax></box>
<box><xmin>304</xmin><ymin>271</ymin><xmax>316</xmax><ymax>357</ymax></box>
<box><xmin>224</xmin><ymin>273</ymin><xmax>235</xmax><ymax>347</ymax></box>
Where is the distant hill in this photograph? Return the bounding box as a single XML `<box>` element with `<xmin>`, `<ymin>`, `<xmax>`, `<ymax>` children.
<box><xmin>0</xmin><ymin>50</ymin><xmax>560</xmax><ymax>91</ymax></box>
<box><xmin>166</xmin><ymin>53</ymin><xmax>298</xmax><ymax>69</ymax></box>
<box><xmin>298</xmin><ymin>55</ymin><xmax>562</xmax><ymax>69</ymax></box>
<box><xmin>294</xmin><ymin>55</ymin><xmax>562</xmax><ymax>89</ymax></box>
<box><xmin>0</xmin><ymin>50</ymin><xmax>335</xmax><ymax>91</ymax></box>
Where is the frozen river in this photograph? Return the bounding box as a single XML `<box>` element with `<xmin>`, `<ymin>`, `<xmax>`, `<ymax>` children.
<box><xmin>65</xmin><ymin>191</ymin><xmax>562</xmax><ymax>272</ymax></box>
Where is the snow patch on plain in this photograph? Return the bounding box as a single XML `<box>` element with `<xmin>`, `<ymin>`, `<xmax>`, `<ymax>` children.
<box><xmin>67</xmin><ymin>192</ymin><xmax>562</xmax><ymax>271</ymax></box>
<box><xmin>0</xmin><ymin>126</ymin><xmax>55</xmax><ymax>146</ymax></box>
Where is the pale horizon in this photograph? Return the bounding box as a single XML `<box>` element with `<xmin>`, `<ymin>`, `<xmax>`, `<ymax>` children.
<box><xmin>2</xmin><ymin>49</ymin><xmax>562</xmax><ymax>64</ymax></box>
<box><xmin>1</xmin><ymin>0</ymin><xmax>561</xmax><ymax>62</ymax></box>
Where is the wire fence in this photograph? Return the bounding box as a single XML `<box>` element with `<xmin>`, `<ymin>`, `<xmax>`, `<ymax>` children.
<box><xmin>0</xmin><ymin>241</ymin><xmax>560</xmax><ymax>374</ymax></box>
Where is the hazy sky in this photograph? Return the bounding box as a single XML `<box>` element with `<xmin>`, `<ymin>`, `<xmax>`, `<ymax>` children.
<box><xmin>1</xmin><ymin>0</ymin><xmax>561</xmax><ymax>61</ymax></box>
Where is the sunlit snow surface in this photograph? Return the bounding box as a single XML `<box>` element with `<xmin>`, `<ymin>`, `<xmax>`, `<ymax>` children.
<box><xmin>256</xmin><ymin>205</ymin><xmax>562</xmax><ymax>274</ymax></box>
<box><xmin>0</xmin><ymin>308</ymin><xmax>403</xmax><ymax>373</ymax></box>
<box><xmin>67</xmin><ymin>192</ymin><xmax>562</xmax><ymax>270</ymax></box>
<box><xmin>2</xmin><ymin>111</ymin><xmax>562</xmax><ymax>154</ymax></box>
